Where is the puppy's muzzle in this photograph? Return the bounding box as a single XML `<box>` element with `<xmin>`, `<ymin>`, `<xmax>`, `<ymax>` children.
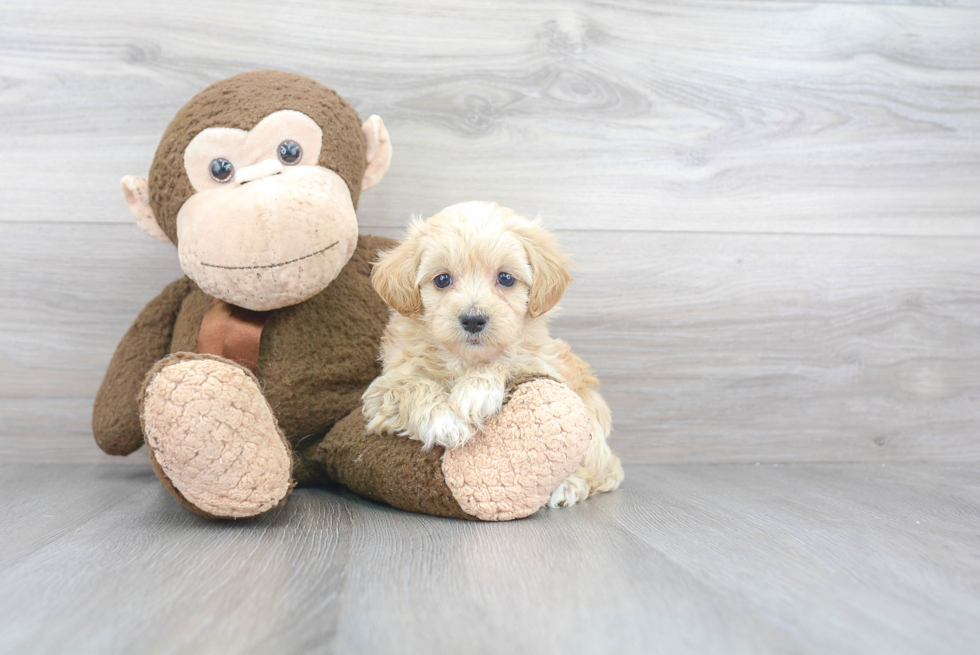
<box><xmin>460</xmin><ymin>313</ymin><xmax>487</xmax><ymax>334</ymax></box>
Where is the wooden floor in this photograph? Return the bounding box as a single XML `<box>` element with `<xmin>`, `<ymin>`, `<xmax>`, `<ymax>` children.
<box><xmin>1</xmin><ymin>462</ymin><xmax>978</xmax><ymax>655</ymax></box>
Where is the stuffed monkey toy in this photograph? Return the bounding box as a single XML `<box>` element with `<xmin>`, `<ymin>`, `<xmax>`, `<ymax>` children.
<box><xmin>93</xmin><ymin>71</ymin><xmax>591</xmax><ymax>521</ymax></box>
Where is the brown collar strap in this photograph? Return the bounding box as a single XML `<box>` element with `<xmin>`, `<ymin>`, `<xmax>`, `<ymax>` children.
<box><xmin>197</xmin><ymin>299</ymin><xmax>271</xmax><ymax>374</ymax></box>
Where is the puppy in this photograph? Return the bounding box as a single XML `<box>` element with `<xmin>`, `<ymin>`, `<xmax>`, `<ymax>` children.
<box><xmin>362</xmin><ymin>201</ymin><xmax>623</xmax><ymax>507</ymax></box>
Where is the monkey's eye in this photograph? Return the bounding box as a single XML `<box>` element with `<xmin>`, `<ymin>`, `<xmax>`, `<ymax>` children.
<box><xmin>434</xmin><ymin>273</ymin><xmax>452</xmax><ymax>289</ymax></box>
<box><xmin>209</xmin><ymin>158</ymin><xmax>235</xmax><ymax>183</ymax></box>
<box><xmin>497</xmin><ymin>272</ymin><xmax>516</xmax><ymax>287</ymax></box>
<box><xmin>277</xmin><ymin>140</ymin><xmax>303</xmax><ymax>165</ymax></box>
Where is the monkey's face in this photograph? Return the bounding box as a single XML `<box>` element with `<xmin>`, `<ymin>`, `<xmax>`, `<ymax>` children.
<box><xmin>176</xmin><ymin>110</ymin><xmax>358</xmax><ymax>311</ymax></box>
<box><xmin>122</xmin><ymin>71</ymin><xmax>392</xmax><ymax>312</ymax></box>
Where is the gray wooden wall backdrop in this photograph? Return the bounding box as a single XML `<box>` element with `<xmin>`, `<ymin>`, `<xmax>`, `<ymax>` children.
<box><xmin>1</xmin><ymin>0</ymin><xmax>978</xmax><ymax>465</ymax></box>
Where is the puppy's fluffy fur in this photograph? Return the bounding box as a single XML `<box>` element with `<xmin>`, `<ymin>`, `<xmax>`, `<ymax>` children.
<box><xmin>362</xmin><ymin>201</ymin><xmax>623</xmax><ymax>507</ymax></box>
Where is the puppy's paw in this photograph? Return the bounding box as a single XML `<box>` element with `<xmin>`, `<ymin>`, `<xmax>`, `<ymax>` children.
<box><xmin>449</xmin><ymin>380</ymin><xmax>506</xmax><ymax>425</ymax></box>
<box><xmin>365</xmin><ymin>411</ymin><xmax>399</xmax><ymax>437</ymax></box>
<box><xmin>420</xmin><ymin>409</ymin><xmax>474</xmax><ymax>450</ymax></box>
<box><xmin>363</xmin><ymin>389</ymin><xmax>400</xmax><ymax>437</ymax></box>
<box><xmin>547</xmin><ymin>474</ymin><xmax>592</xmax><ymax>509</ymax></box>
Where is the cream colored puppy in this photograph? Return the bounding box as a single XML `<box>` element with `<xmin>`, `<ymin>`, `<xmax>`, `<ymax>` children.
<box><xmin>362</xmin><ymin>201</ymin><xmax>623</xmax><ymax>507</ymax></box>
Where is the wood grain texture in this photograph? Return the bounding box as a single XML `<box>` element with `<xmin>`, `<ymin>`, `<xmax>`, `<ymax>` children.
<box><xmin>0</xmin><ymin>462</ymin><xmax>977</xmax><ymax>655</ymax></box>
<box><xmin>3</xmin><ymin>222</ymin><xmax>978</xmax><ymax>464</ymax></box>
<box><xmin>1</xmin><ymin>0</ymin><xmax>979</xmax><ymax>463</ymax></box>
<box><xmin>0</xmin><ymin>0</ymin><xmax>979</xmax><ymax>235</ymax></box>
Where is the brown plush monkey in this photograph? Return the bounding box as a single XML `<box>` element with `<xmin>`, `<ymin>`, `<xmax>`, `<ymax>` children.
<box><xmin>94</xmin><ymin>71</ymin><xmax>591</xmax><ymax>521</ymax></box>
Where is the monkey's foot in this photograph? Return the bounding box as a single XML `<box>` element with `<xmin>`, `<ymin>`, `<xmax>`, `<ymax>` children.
<box><xmin>441</xmin><ymin>378</ymin><xmax>592</xmax><ymax>521</ymax></box>
<box><xmin>140</xmin><ymin>353</ymin><xmax>293</xmax><ymax>519</ymax></box>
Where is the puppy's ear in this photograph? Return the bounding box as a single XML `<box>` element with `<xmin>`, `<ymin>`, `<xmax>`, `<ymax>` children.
<box><xmin>513</xmin><ymin>219</ymin><xmax>573</xmax><ymax>318</ymax></box>
<box><xmin>372</xmin><ymin>225</ymin><xmax>423</xmax><ymax>317</ymax></box>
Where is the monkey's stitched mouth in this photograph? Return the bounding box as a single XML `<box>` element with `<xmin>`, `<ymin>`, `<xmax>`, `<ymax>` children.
<box><xmin>201</xmin><ymin>241</ymin><xmax>339</xmax><ymax>271</ymax></box>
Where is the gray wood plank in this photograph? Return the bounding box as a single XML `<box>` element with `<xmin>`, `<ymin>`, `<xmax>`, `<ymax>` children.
<box><xmin>0</xmin><ymin>464</ymin><xmax>353</xmax><ymax>655</ymax></box>
<box><xmin>618</xmin><ymin>463</ymin><xmax>980</xmax><ymax>655</ymax></box>
<box><xmin>0</xmin><ymin>463</ymin><xmax>152</xmax><ymax>567</ymax></box>
<box><xmin>3</xmin><ymin>222</ymin><xmax>978</xmax><ymax>464</ymax></box>
<box><xmin>0</xmin><ymin>462</ymin><xmax>977</xmax><ymax>654</ymax></box>
<box><xmin>1</xmin><ymin>0</ymin><xmax>979</xmax><ymax>236</ymax></box>
<box><xmin>332</xmin><ymin>480</ymin><xmax>803</xmax><ymax>655</ymax></box>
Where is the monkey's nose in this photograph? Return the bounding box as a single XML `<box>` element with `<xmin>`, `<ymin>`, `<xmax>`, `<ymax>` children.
<box><xmin>236</xmin><ymin>159</ymin><xmax>283</xmax><ymax>185</ymax></box>
<box><xmin>460</xmin><ymin>314</ymin><xmax>487</xmax><ymax>334</ymax></box>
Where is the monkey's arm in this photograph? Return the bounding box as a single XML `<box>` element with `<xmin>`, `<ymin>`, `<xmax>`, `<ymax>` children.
<box><xmin>93</xmin><ymin>277</ymin><xmax>193</xmax><ymax>455</ymax></box>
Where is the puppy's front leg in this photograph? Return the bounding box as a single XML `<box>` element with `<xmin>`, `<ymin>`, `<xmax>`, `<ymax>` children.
<box><xmin>448</xmin><ymin>365</ymin><xmax>508</xmax><ymax>428</ymax></box>
<box><xmin>363</xmin><ymin>366</ymin><xmax>473</xmax><ymax>450</ymax></box>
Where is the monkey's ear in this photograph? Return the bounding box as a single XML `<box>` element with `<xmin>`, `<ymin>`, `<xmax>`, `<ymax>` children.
<box><xmin>120</xmin><ymin>176</ymin><xmax>171</xmax><ymax>243</ymax></box>
<box><xmin>361</xmin><ymin>115</ymin><xmax>392</xmax><ymax>191</ymax></box>
<box><xmin>371</xmin><ymin>228</ymin><xmax>423</xmax><ymax>318</ymax></box>
<box><xmin>513</xmin><ymin>220</ymin><xmax>573</xmax><ymax>318</ymax></box>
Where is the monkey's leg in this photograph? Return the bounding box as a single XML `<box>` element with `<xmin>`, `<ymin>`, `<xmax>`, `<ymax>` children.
<box><xmin>140</xmin><ymin>353</ymin><xmax>294</xmax><ymax>519</ymax></box>
<box><xmin>295</xmin><ymin>378</ymin><xmax>592</xmax><ymax>521</ymax></box>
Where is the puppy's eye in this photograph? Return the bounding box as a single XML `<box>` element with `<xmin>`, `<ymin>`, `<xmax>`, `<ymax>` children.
<box><xmin>277</xmin><ymin>140</ymin><xmax>302</xmax><ymax>165</ymax></box>
<box><xmin>434</xmin><ymin>273</ymin><xmax>452</xmax><ymax>289</ymax></box>
<box><xmin>497</xmin><ymin>272</ymin><xmax>516</xmax><ymax>287</ymax></box>
<box><xmin>209</xmin><ymin>158</ymin><xmax>235</xmax><ymax>183</ymax></box>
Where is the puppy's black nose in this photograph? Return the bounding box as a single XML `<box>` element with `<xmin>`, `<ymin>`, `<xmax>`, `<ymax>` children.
<box><xmin>460</xmin><ymin>314</ymin><xmax>487</xmax><ymax>334</ymax></box>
